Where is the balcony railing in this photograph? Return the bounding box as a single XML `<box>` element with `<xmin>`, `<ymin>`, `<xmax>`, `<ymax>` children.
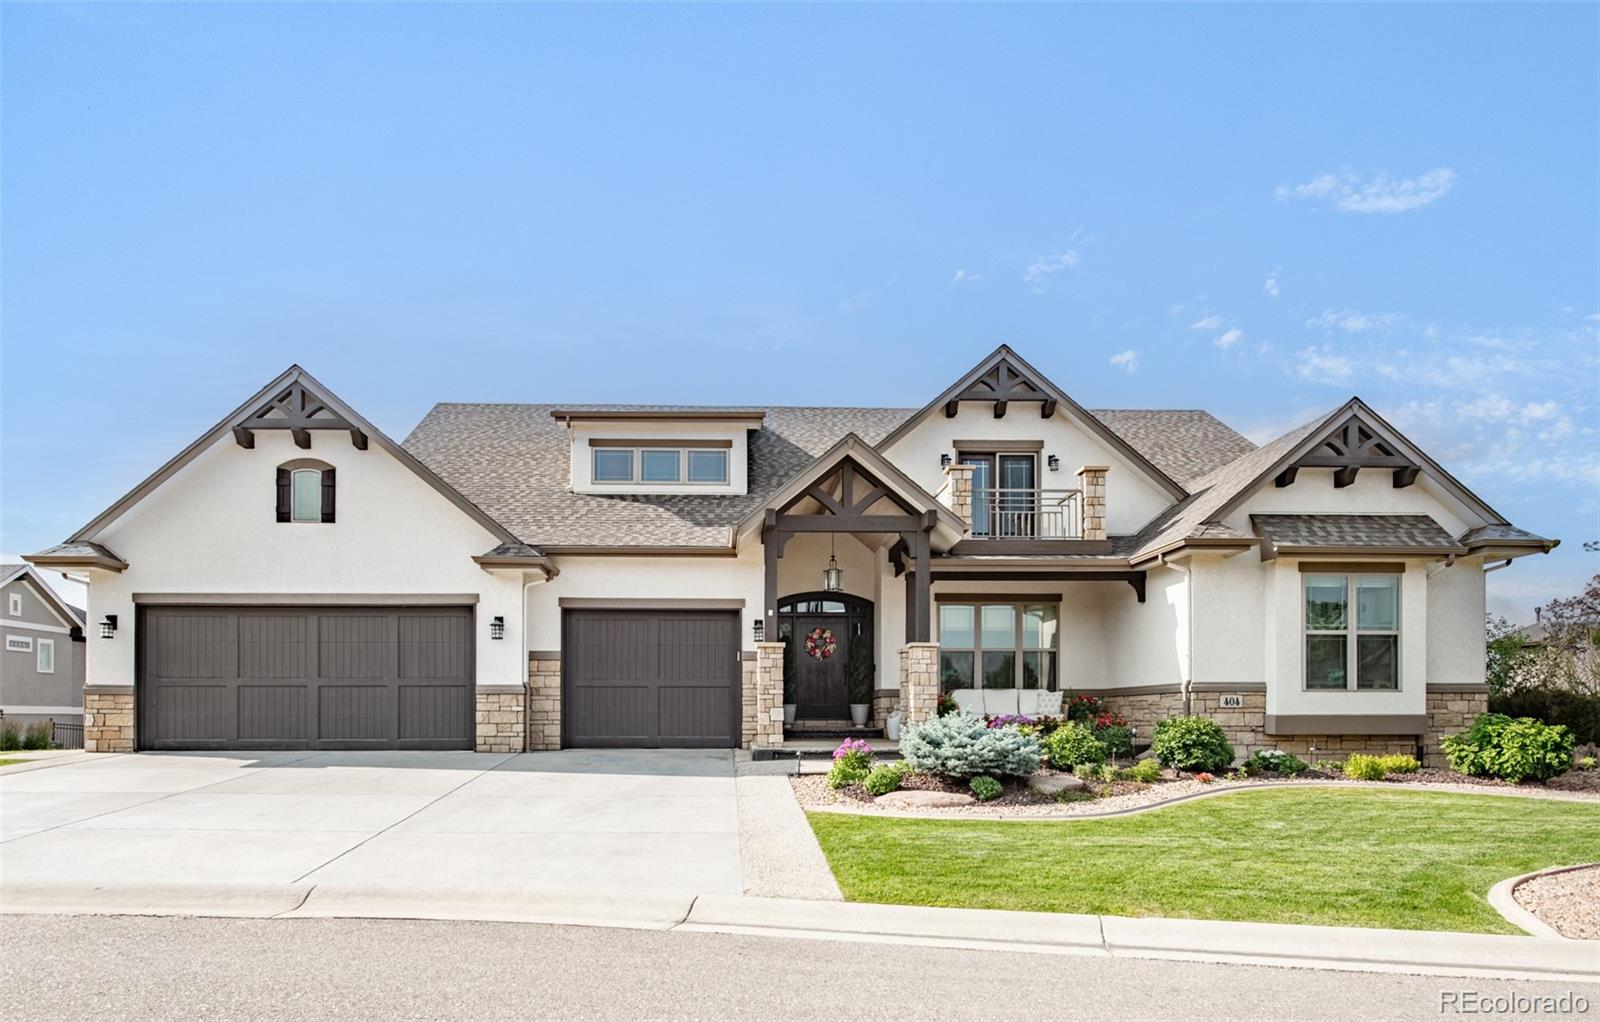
<box><xmin>970</xmin><ymin>487</ymin><xmax>1083</xmax><ymax>540</ymax></box>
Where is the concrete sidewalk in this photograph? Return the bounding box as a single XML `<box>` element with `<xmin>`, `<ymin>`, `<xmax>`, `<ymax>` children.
<box><xmin>3</xmin><ymin>881</ymin><xmax>1593</xmax><ymax>983</ymax></box>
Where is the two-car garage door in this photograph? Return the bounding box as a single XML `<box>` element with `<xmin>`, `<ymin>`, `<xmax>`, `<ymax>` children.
<box><xmin>139</xmin><ymin>605</ymin><xmax>474</xmax><ymax>750</ymax></box>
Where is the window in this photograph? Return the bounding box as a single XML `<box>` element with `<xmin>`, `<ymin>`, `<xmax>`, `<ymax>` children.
<box><xmin>7</xmin><ymin>592</ymin><xmax>20</xmax><ymax>616</ymax></box>
<box><xmin>938</xmin><ymin>601</ymin><xmax>1058</xmax><ymax>692</ymax></box>
<box><xmin>37</xmin><ymin>638</ymin><xmax>54</xmax><ymax>674</ymax></box>
<box><xmin>276</xmin><ymin>461</ymin><xmax>334</xmax><ymax>523</ymax></box>
<box><xmin>291</xmin><ymin>470</ymin><xmax>322</xmax><ymax>522</ymax></box>
<box><xmin>5</xmin><ymin>635</ymin><xmax>33</xmax><ymax>653</ymax></box>
<box><xmin>590</xmin><ymin>444</ymin><xmax>730</xmax><ymax>485</ymax></box>
<box><xmin>1304</xmin><ymin>573</ymin><xmax>1400</xmax><ymax>691</ymax></box>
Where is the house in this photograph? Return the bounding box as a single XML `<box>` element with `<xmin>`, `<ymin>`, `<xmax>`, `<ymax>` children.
<box><xmin>25</xmin><ymin>346</ymin><xmax>1558</xmax><ymax>763</ymax></box>
<box><xmin>1</xmin><ymin>563</ymin><xmax>87</xmax><ymax>735</ymax></box>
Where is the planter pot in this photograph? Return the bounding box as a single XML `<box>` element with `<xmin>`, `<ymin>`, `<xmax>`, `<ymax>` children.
<box><xmin>849</xmin><ymin>703</ymin><xmax>870</xmax><ymax>727</ymax></box>
<box><xmin>783</xmin><ymin>704</ymin><xmax>797</xmax><ymax>726</ymax></box>
<box><xmin>885</xmin><ymin>711</ymin><xmax>902</xmax><ymax>742</ymax></box>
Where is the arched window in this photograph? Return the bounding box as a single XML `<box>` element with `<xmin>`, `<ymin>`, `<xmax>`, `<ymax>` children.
<box><xmin>276</xmin><ymin>459</ymin><xmax>335</xmax><ymax>524</ymax></box>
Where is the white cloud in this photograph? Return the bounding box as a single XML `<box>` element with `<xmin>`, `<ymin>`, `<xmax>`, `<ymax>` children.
<box><xmin>1307</xmin><ymin>308</ymin><xmax>1402</xmax><ymax>334</ymax></box>
<box><xmin>1294</xmin><ymin>344</ymin><xmax>1354</xmax><ymax>384</ymax></box>
<box><xmin>951</xmin><ymin>269</ymin><xmax>980</xmax><ymax>284</ymax></box>
<box><xmin>1189</xmin><ymin>314</ymin><xmax>1222</xmax><ymax>331</ymax></box>
<box><xmin>1215</xmin><ymin>328</ymin><xmax>1245</xmax><ymax>350</ymax></box>
<box><xmin>1109</xmin><ymin>349</ymin><xmax>1138</xmax><ymax>373</ymax></box>
<box><xmin>1023</xmin><ymin>251</ymin><xmax>1080</xmax><ymax>290</ymax></box>
<box><xmin>1264</xmin><ymin>273</ymin><xmax>1280</xmax><ymax>299</ymax></box>
<box><xmin>1276</xmin><ymin>167</ymin><xmax>1457</xmax><ymax>214</ymax></box>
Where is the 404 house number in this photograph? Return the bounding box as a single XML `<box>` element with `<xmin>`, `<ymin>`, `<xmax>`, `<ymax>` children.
<box><xmin>1218</xmin><ymin>694</ymin><xmax>1245</xmax><ymax>709</ymax></box>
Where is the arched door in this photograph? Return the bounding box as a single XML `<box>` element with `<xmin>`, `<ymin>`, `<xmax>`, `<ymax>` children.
<box><xmin>777</xmin><ymin>592</ymin><xmax>874</xmax><ymax>720</ymax></box>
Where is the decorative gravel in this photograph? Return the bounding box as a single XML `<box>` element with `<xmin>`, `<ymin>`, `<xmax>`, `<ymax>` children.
<box><xmin>793</xmin><ymin>766</ymin><xmax>1600</xmax><ymax>819</ymax></box>
<box><xmin>1513</xmin><ymin>865</ymin><xmax>1600</xmax><ymax>940</ymax></box>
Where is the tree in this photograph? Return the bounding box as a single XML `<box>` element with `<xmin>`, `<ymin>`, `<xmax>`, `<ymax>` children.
<box><xmin>1524</xmin><ymin>572</ymin><xmax>1600</xmax><ymax>697</ymax></box>
<box><xmin>1484</xmin><ymin>614</ymin><xmax>1529</xmax><ymax>697</ymax></box>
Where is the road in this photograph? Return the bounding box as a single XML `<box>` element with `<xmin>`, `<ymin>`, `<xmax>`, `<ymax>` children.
<box><xmin>3</xmin><ymin>915</ymin><xmax>1594</xmax><ymax>1021</ymax></box>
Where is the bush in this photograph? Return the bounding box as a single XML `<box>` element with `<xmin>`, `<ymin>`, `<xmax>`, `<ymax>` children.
<box><xmin>1491</xmin><ymin>688</ymin><xmax>1600</xmax><ymax>746</ymax></box>
<box><xmin>21</xmin><ymin>721</ymin><xmax>50</xmax><ymax>751</ymax></box>
<box><xmin>828</xmin><ymin>738</ymin><xmax>874</xmax><ymax>789</ymax></box>
<box><xmin>0</xmin><ymin>719</ymin><xmax>20</xmax><ymax>752</ymax></box>
<box><xmin>969</xmin><ymin>775</ymin><xmax>1002</xmax><ymax>801</ymax></box>
<box><xmin>1246</xmin><ymin>749</ymin><xmax>1309</xmax><ymax>777</ymax></box>
<box><xmin>1041</xmin><ymin>722</ymin><xmax>1106</xmax><ymax>770</ymax></box>
<box><xmin>1129</xmin><ymin>757</ymin><xmax>1163</xmax><ymax>783</ymax></box>
<box><xmin>1343</xmin><ymin>754</ymin><xmax>1388</xmax><ymax>781</ymax></box>
<box><xmin>899</xmin><ymin>713</ymin><xmax>1041</xmax><ymax>779</ymax></box>
<box><xmin>1094</xmin><ymin>723</ymin><xmax>1134</xmax><ymax>760</ymax></box>
<box><xmin>1376</xmin><ymin>754</ymin><xmax>1419</xmax><ymax>775</ymax></box>
<box><xmin>863</xmin><ymin>762</ymin><xmax>908</xmax><ymax>796</ymax></box>
<box><xmin>1443</xmin><ymin>713</ymin><xmax>1575</xmax><ymax>782</ymax></box>
<box><xmin>1150</xmin><ymin>716</ymin><xmax>1235</xmax><ymax>773</ymax></box>
<box><xmin>1073</xmin><ymin>762</ymin><xmax>1099</xmax><ymax>781</ymax></box>
<box><xmin>1579</xmin><ymin>756</ymin><xmax>1597</xmax><ymax>771</ymax></box>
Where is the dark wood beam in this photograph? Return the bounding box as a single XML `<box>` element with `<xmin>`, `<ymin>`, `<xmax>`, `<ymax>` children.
<box><xmin>1298</xmin><ymin>455</ymin><xmax>1415</xmax><ymax>469</ymax></box>
<box><xmin>888</xmin><ymin>538</ymin><xmax>908</xmax><ymax>578</ymax></box>
<box><xmin>804</xmin><ymin>483</ymin><xmax>847</xmax><ymax>517</ymax></box>
<box><xmin>993</xmin><ymin>400</ymin><xmax>1007</xmax><ymax>419</ymax></box>
<box><xmin>1392</xmin><ymin>466</ymin><xmax>1419</xmax><ymax>488</ymax></box>
<box><xmin>944</xmin><ymin>400</ymin><xmax>959</xmax><ymax>418</ymax></box>
<box><xmin>763</xmin><ymin>531</ymin><xmax>779</xmax><ymax>638</ymax></box>
<box><xmin>350</xmin><ymin>430</ymin><xmax>368</xmax><ymax>450</ymax></box>
<box><xmin>1274</xmin><ymin>466</ymin><xmax>1299</xmax><ymax>487</ymax></box>
<box><xmin>1333</xmin><ymin>465</ymin><xmax>1359</xmax><ymax>488</ymax></box>
<box><xmin>291</xmin><ymin>428</ymin><xmax>312</xmax><ymax>450</ymax></box>
<box><xmin>772</xmin><ymin>514</ymin><xmax>924</xmax><ymax>533</ymax></box>
<box><xmin>232</xmin><ymin>427</ymin><xmax>255</xmax><ymax>449</ymax></box>
<box><xmin>849</xmin><ymin>485</ymin><xmax>887</xmax><ymax>515</ymax></box>
<box><xmin>1040</xmin><ymin>399</ymin><xmax>1057</xmax><ymax>418</ymax></box>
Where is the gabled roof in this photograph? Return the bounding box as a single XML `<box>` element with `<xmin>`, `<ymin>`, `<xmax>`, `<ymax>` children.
<box><xmin>1090</xmin><ymin>409</ymin><xmax>1256</xmax><ymax>484</ymax></box>
<box><xmin>874</xmin><ymin>345</ymin><xmax>1190</xmax><ymax>500</ymax></box>
<box><xmin>37</xmin><ymin>365</ymin><xmax>526</xmax><ymax>555</ymax></box>
<box><xmin>1</xmin><ymin>562</ymin><xmax>87</xmax><ymax>630</ymax></box>
<box><xmin>1251</xmin><ymin>514</ymin><xmax>1467</xmax><ymax>560</ymax></box>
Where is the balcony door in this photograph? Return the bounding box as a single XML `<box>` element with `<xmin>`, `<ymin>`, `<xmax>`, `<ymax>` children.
<box><xmin>959</xmin><ymin>453</ymin><xmax>1036</xmax><ymax>537</ymax></box>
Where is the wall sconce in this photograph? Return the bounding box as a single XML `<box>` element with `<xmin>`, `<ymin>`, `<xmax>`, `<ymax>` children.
<box><xmin>752</xmin><ymin>619</ymin><xmax>765</xmax><ymax>642</ymax></box>
<box><xmin>99</xmin><ymin>615</ymin><xmax>118</xmax><ymax>639</ymax></box>
<box><xmin>1047</xmin><ymin>454</ymin><xmax>1060</xmax><ymax>472</ymax></box>
<box><xmin>490</xmin><ymin>616</ymin><xmax>505</xmax><ymax>640</ymax></box>
<box><xmin>940</xmin><ymin>454</ymin><xmax>952</xmax><ymax>468</ymax></box>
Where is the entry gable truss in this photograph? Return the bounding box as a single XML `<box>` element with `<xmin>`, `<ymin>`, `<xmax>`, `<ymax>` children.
<box><xmin>1274</xmin><ymin>413</ymin><xmax>1421</xmax><ymax>490</ymax></box>
<box><xmin>233</xmin><ymin>378</ymin><xmax>368</xmax><ymax>450</ymax></box>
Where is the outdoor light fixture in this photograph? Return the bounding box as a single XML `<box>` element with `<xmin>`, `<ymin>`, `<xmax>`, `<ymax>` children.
<box><xmin>99</xmin><ymin>615</ymin><xmax>118</xmax><ymax>639</ymax></box>
<box><xmin>1047</xmin><ymin>454</ymin><xmax>1060</xmax><ymax>471</ymax></box>
<box><xmin>823</xmin><ymin>534</ymin><xmax>844</xmax><ymax>592</ymax></box>
<box><xmin>752</xmin><ymin>619</ymin><xmax>765</xmax><ymax>642</ymax></box>
<box><xmin>940</xmin><ymin>453</ymin><xmax>952</xmax><ymax>468</ymax></box>
<box><xmin>490</xmin><ymin>616</ymin><xmax>505</xmax><ymax>640</ymax></box>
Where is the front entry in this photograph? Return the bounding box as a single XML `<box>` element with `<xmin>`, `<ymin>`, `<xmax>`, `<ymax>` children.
<box><xmin>776</xmin><ymin>592</ymin><xmax>873</xmax><ymax>720</ymax></box>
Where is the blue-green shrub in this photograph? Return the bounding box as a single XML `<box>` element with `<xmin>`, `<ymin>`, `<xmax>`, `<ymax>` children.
<box><xmin>899</xmin><ymin>713</ymin><xmax>1040</xmax><ymax>779</ymax></box>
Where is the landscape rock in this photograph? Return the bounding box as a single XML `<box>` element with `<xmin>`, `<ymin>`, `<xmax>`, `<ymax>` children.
<box><xmin>1028</xmin><ymin>773</ymin><xmax>1087</xmax><ymax>795</ymax></box>
<box><xmin>875</xmin><ymin>789</ymin><xmax>975</xmax><ymax>808</ymax></box>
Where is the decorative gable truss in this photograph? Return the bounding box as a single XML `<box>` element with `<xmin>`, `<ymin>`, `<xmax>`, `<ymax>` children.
<box><xmin>943</xmin><ymin>355</ymin><xmax>1058</xmax><ymax>419</ymax></box>
<box><xmin>1274</xmin><ymin>414</ymin><xmax>1422</xmax><ymax>490</ymax></box>
<box><xmin>233</xmin><ymin>379</ymin><xmax>368</xmax><ymax>450</ymax></box>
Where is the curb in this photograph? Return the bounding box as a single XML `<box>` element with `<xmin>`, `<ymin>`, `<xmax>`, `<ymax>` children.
<box><xmin>1487</xmin><ymin>863</ymin><xmax>1597</xmax><ymax>939</ymax></box>
<box><xmin>0</xmin><ymin>881</ymin><xmax>312</xmax><ymax>918</ymax></box>
<box><xmin>0</xmin><ymin>751</ymin><xmax>105</xmax><ymax>776</ymax></box>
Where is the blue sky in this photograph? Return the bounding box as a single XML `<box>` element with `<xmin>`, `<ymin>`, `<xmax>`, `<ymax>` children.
<box><xmin>3</xmin><ymin>3</ymin><xmax>1596</xmax><ymax>618</ymax></box>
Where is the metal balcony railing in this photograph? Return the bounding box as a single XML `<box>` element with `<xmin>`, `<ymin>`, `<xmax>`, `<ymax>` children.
<box><xmin>970</xmin><ymin>488</ymin><xmax>1083</xmax><ymax>540</ymax></box>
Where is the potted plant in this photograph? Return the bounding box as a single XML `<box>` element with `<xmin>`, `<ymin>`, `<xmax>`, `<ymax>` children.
<box><xmin>848</xmin><ymin>638</ymin><xmax>873</xmax><ymax>727</ymax></box>
<box><xmin>782</xmin><ymin>635</ymin><xmax>797</xmax><ymax>725</ymax></box>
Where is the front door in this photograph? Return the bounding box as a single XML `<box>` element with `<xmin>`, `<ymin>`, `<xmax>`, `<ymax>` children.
<box><xmin>792</xmin><ymin>614</ymin><xmax>849</xmax><ymax>719</ymax></box>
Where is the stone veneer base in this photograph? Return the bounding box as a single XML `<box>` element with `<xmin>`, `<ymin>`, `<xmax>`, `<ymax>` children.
<box><xmin>475</xmin><ymin>689</ymin><xmax>526</xmax><ymax>753</ymax></box>
<box><xmin>527</xmin><ymin>655</ymin><xmax>562</xmax><ymax>752</ymax></box>
<box><xmin>83</xmin><ymin>688</ymin><xmax>135</xmax><ymax>753</ymax></box>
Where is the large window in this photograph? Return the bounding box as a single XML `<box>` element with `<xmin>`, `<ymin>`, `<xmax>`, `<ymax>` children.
<box><xmin>1304</xmin><ymin>573</ymin><xmax>1400</xmax><ymax>691</ymax></box>
<box><xmin>591</xmin><ymin>444</ymin><xmax>729</xmax><ymax>485</ymax></box>
<box><xmin>938</xmin><ymin>601</ymin><xmax>1058</xmax><ymax>693</ymax></box>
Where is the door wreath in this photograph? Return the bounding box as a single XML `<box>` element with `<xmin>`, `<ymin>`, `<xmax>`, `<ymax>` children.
<box><xmin>804</xmin><ymin>627</ymin><xmax>837</xmax><ymax>660</ymax></box>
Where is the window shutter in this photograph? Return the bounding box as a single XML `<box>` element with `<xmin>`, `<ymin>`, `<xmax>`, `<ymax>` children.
<box><xmin>321</xmin><ymin>467</ymin><xmax>336</xmax><ymax>523</ymax></box>
<box><xmin>276</xmin><ymin>468</ymin><xmax>291</xmax><ymax>522</ymax></box>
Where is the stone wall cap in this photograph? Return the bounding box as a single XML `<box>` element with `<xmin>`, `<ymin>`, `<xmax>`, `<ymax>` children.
<box><xmin>899</xmin><ymin>642</ymin><xmax>941</xmax><ymax>650</ymax></box>
<box><xmin>83</xmin><ymin>686</ymin><xmax>135</xmax><ymax>695</ymax></box>
<box><xmin>476</xmin><ymin>685</ymin><xmax>526</xmax><ymax>695</ymax></box>
<box><xmin>1076</xmin><ymin>465</ymin><xmax>1111</xmax><ymax>474</ymax></box>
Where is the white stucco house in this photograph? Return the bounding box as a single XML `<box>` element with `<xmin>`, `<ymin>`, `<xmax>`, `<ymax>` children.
<box><xmin>27</xmin><ymin>346</ymin><xmax>1557</xmax><ymax>763</ymax></box>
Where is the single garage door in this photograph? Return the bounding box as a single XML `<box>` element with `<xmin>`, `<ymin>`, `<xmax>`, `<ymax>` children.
<box><xmin>563</xmin><ymin>609</ymin><xmax>740</xmax><ymax>748</ymax></box>
<box><xmin>139</xmin><ymin>605</ymin><xmax>474</xmax><ymax>751</ymax></box>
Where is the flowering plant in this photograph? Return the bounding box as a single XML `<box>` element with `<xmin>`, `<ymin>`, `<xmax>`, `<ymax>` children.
<box><xmin>985</xmin><ymin>714</ymin><xmax>1036</xmax><ymax>729</ymax></box>
<box><xmin>1094</xmin><ymin>711</ymin><xmax>1128</xmax><ymax>729</ymax></box>
<box><xmin>832</xmin><ymin>738</ymin><xmax>873</xmax><ymax>762</ymax></box>
<box><xmin>1065</xmin><ymin>692</ymin><xmax>1102</xmax><ymax>724</ymax></box>
<box><xmin>1194</xmin><ymin>772</ymin><xmax>1215</xmax><ymax>783</ymax></box>
<box><xmin>828</xmin><ymin>737</ymin><xmax>874</xmax><ymax>789</ymax></box>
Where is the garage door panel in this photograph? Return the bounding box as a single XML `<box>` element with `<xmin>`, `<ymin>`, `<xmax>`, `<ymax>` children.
<box><xmin>148</xmin><ymin>684</ymin><xmax>232</xmax><ymax>745</ymax></box>
<box><xmin>318</xmin><ymin>615</ymin><xmax>392</xmax><ymax>679</ymax></box>
<box><xmin>399</xmin><ymin>684</ymin><xmax>473</xmax><ymax>742</ymax></box>
<box><xmin>237</xmin><ymin>684</ymin><xmax>309</xmax><ymax>742</ymax></box>
<box><xmin>238</xmin><ymin>615</ymin><xmax>311</xmax><ymax>678</ymax></box>
<box><xmin>658</xmin><ymin>686</ymin><xmax>733</xmax><ymax>745</ymax></box>
<box><xmin>399</xmin><ymin>613</ymin><xmax>471</xmax><ymax>679</ymax></box>
<box><xmin>152</xmin><ymin>613</ymin><xmax>237</xmax><ymax>679</ymax></box>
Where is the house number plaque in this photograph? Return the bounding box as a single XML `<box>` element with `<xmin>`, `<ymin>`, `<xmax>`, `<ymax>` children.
<box><xmin>1218</xmin><ymin>694</ymin><xmax>1244</xmax><ymax>709</ymax></box>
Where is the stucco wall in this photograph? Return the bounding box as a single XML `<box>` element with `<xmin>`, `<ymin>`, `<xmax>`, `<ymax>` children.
<box><xmin>879</xmin><ymin>402</ymin><xmax>1175</xmax><ymax>536</ymax></box>
<box><xmin>85</xmin><ymin>430</ymin><xmax>527</xmax><ymax>689</ymax></box>
<box><xmin>1221</xmin><ymin>468</ymin><xmax>1477</xmax><ymax>538</ymax></box>
<box><xmin>1100</xmin><ymin>563</ymin><xmax>1187</xmax><ymax>690</ymax></box>
<box><xmin>1427</xmin><ymin>556</ymin><xmax>1487</xmax><ymax>686</ymax></box>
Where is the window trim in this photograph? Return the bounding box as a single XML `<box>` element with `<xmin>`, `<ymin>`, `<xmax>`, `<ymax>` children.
<box><xmin>8</xmin><ymin>592</ymin><xmax>21</xmax><ymax>616</ymax></box>
<box><xmin>589</xmin><ymin>444</ymin><xmax>730</xmax><ymax>486</ymax></box>
<box><xmin>5</xmin><ymin>635</ymin><xmax>34</xmax><ymax>653</ymax></box>
<box><xmin>937</xmin><ymin>599</ymin><xmax>1059</xmax><ymax>692</ymax></box>
<box><xmin>1302</xmin><ymin>571</ymin><xmax>1402</xmax><ymax>692</ymax></box>
<box><xmin>36</xmin><ymin>637</ymin><xmax>55</xmax><ymax>674</ymax></box>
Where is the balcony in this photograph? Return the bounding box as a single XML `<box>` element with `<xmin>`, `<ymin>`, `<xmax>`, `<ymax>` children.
<box><xmin>970</xmin><ymin>488</ymin><xmax>1083</xmax><ymax>540</ymax></box>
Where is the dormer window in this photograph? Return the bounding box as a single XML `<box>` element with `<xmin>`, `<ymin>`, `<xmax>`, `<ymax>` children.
<box><xmin>276</xmin><ymin>459</ymin><xmax>335</xmax><ymax>523</ymax></box>
<box><xmin>589</xmin><ymin>442</ymin><xmax>730</xmax><ymax>486</ymax></box>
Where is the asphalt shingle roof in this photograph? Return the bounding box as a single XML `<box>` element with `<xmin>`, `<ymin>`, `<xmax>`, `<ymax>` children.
<box><xmin>1089</xmin><ymin>410</ymin><xmax>1255</xmax><ymax>484</ymax></box>
<box><xmin>1251</xmin><ymin>514</ymin><xmax>1466</xmax><ymax>552</ymax></box>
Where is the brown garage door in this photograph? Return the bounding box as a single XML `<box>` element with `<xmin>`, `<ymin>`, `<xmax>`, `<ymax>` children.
<box><xmin>138</xmin><ymin>605</ymin><xmax>474</xmax><ymax>751</ymax></box>
<box><xmin>562</xmin><ymin>609</ymin><xmax>740</xmax><ymax>749</ymax></box>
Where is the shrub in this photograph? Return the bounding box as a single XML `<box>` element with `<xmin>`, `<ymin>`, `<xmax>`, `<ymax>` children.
<box><xmin>1064</xmin><ymin>692</ymin><xmax>1103</xmax><ymax>723</ymax></box>
<box><xmin>1129</xmin><ymin>757</ymin><xmax>1163</xmax><ymax>783</ymax></box>
<box><xmin>1041</xmin><ymin>721</ymin><xmax>1106</xmax><ymax>770</ymax></box>
<box><xmin>1343</xmin><ymin>754</ymin><xmax>1388</xmax><ymax>781</ymax></box>
<box><xmin>1492</xmin><ymin>687</ymin><xmax>1599</xmax><ymax>746</ymax></box>
<box><xmin>1443</xmin><ymin>713</ymin><xmax>1575</xmax><ymax>782</ymax></box>
<box><xmin>985</xmin><ymin>714</ymin><xmax>1036</xmax><ymax>729</ymax></box>
<box><xmin>1072</xmin><ymin>762</ymin><xmax>1099</xmax><ymax>781</ymax></box>
<box><xmin>969</xmin><ymin>775</ymin><xmax>1002</xmax><ymax>801</ymax></box>
<box><xmin>1150</xmin><ymin>716</ymin><xmax>1235</xmax><ymax>773</ymax></box>
<box><xmin>828</xmin><ymin>737</ymin><xmax>874</xmax><ymax>789</ymax></box>
<box><xmin>21</xmin><ymin>721</ymin><xmax>50</xmax><ymax>751</ymax></box>
<box><xmin>1579</xmin><ymin>756</ymin><xmax>1597</xmax><ymax>771</ymax></box>
<box><xmin>1094</xmin><ymin>723</ymin><xmax>1134</xmax><ymax>760</ymax></box>
<box><xmin>1376</xmin><ymin>754</ymin><xmax>1419</xmax><ymax>775</ymax></box>
<box><xmin>863</xmin><ymin>762</ymin><xmax>908</xmax><ymax>796</ymax></box>
<box><xmin>1246</xmin><ymin>749</ymin><xmax>1309</xmax><ymax>777</ymax></box>
<box><xmin>0</xmin><ymin>719</ymin><xmax>20</xmax><ymax>752</ymax></box>
<box><xmin>899</xmin><ymin>713</ymin><xmax>1041</xmax><ymax>779</ymax></box>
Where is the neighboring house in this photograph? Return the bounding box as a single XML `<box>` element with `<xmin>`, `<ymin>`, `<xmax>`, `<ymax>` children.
<box><xmin>26</xmin><ymin>347</ymin><xmax>1557</xmax><ymax>763</ymax></box>
<box><xmin>0</xmin><ymin>563</ymin><xmax>87</xmax><ymax>733</ymax></box>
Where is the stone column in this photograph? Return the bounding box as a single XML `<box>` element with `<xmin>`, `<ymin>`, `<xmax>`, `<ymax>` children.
<box><xmin>475</xmin><ymin>687</ymin><xmax>527</xmax><ymax>753</ymax></box>
<box><xmin>942</xmin><ymin>462</ymin><xmax>976</xmax><ymax>532</ymax></box>
<box><xmin>754</xmin><ymin>641</ymin><xmax>787</xmax><ymax>747</ymax></box>
<box><xmin>899</xmin><ymin>643</ymin><xmax>941</xmax><ymax>725</ymax></box>
<box><xmin>83</xmin><ymin>686</ymin><xmax>135</xmax><ymax>753</ymax></box>
<box><xmin>1077</xmin><ymin>465</ymin><xmax>1108</xmax><ymax>540</ymax></box>
<box><xmin>526</xmin><ymin>652</ymin><xmax>562</xmax><ymax>751</ymax></box>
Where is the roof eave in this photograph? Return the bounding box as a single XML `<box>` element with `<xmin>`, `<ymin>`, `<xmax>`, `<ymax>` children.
<box><xmin>24</xmin><ymin>551</ymin><xmax>129</xmax><ymax>573</ymax></box>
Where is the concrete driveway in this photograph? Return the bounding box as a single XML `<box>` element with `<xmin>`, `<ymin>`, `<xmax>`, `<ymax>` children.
<box><xmin>0</xmin><ymin>750</ymin><xmax>741</xmax><ymax>896</ymax></box>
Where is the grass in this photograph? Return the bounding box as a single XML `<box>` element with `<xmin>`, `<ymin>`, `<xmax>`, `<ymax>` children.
<box><xmin>0</xmin><ymin>757</ymin><xmax>27</xmax><ymax>767</ymax></box>
<box><xmin>807</xmin><ymin>787</ymin><xmax>1600</xmax><ymax>933</ymax></box>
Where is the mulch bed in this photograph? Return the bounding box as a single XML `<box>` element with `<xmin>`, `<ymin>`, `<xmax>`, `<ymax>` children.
<box><xmin>1514</xmin><ymin>865</ymin><xmax>1600</xmax><ymax>940</ymax></box>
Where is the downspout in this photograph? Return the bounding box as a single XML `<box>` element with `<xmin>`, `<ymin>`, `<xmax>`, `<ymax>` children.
<box><xmin>1158</xmin><ymin>553</ymin><xmax>1195</xmax><ymax>715</ymax></box>
<box><xmin>521</xmin><ymin>571</ymin><xmax>554</xmax><ymax>752</ymax></box>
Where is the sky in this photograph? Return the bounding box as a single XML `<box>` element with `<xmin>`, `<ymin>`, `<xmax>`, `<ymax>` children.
<box><xmin>2</xmin><ymin>3</ymin><xmax>1596</xmax><ymax>620</ymax></box>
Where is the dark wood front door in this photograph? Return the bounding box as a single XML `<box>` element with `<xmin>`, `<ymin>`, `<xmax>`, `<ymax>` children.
<box><xmin>793</xmin><ymin>615</ymin><xmax>849</xmax><ymax>719</ymax></box>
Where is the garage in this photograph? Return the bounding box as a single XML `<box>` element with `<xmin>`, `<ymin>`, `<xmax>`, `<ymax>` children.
<box><xmin>562</xmin><ymin>609</ymin><xmax>740</xmax><ymax>748</ymax></box>
<box><xmin>138</xmin><ymin>605</ymin><xmax>474</xmax><ymax>751</ymax></box>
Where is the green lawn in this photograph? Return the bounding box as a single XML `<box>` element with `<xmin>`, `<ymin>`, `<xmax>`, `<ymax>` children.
<box><xmin>807</xmin><ymin>787</ymin><xmax>1600</xmax><ymax>933</ymax></box>
<box><xmin>0</xmin><ymin>758</ymin><xmax>26</xmax><ymax>767</ymax></box>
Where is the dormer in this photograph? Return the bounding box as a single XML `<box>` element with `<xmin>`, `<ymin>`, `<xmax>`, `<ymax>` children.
<box><xmin>553</xmin><ymin>409</ymin><xmax>765</xmax><ymax>496</ymax></box>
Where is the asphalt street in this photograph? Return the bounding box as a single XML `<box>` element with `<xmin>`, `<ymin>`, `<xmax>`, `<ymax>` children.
<box><xmin>3</xmin><ymin>914</ymin><xmax>1595</xmax><ymax>1021</ymax></box>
